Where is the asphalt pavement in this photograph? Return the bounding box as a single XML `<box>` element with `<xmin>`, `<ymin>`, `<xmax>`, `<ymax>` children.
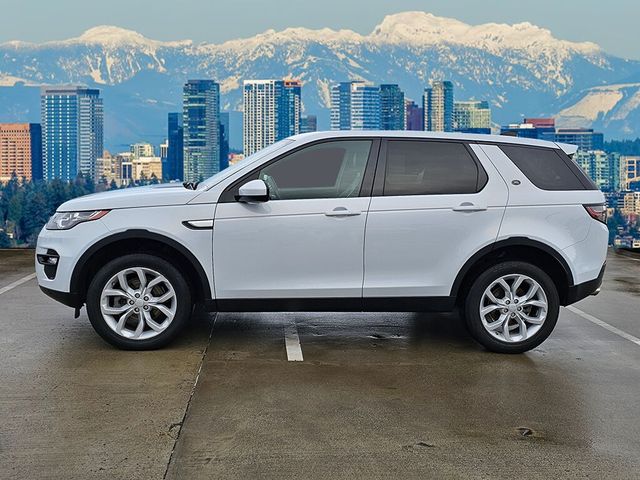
<box><xmin>1</xmin><ymin>249</ymin><xmax>639</xmax><ymax>479</ymax></box>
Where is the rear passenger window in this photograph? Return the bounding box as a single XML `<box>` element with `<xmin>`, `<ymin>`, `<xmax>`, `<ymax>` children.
<box><xmin>384</xmin><ymin>141</ymin><xmax>482</xmax><ymax>196</ymax></box>
<box><xmin>500</xmin><ymin>145</ymin><xmax>589</xmax><ymax>191</ymax></box>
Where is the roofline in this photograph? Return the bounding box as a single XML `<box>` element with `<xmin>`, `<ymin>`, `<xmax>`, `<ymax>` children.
<box><xmin>289</xmin><ymin>130</ymin><xmax>562</xmax><ymax>149</ymax></box>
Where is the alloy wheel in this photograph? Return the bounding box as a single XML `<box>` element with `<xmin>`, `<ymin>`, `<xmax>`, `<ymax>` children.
<box><xmin>479</xmin><ymin>273</ymin><xmax>548</xmax><ymax>343</ymax></box>
<box><xmin>100</xmin><ymin>267</ymin><xmax>177</xmax><ymax>340</ymax></box>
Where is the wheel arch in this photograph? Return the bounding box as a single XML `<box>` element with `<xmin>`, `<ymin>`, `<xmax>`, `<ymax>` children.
<box><xmin>70</xmin><ymin>229</ymin><xmax>211</xmax><ymax>304</ymax></box>
<box><xmin>451</xmin><ymin>237</ymin><xmax>575</xmax><ymax>306</ymax></box>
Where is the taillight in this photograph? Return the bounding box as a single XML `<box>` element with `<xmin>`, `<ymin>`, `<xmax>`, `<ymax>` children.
<box><xmin>584</xmin><ymin>204</ymin><xmax>607</xmax><ymax>224</ymax></box>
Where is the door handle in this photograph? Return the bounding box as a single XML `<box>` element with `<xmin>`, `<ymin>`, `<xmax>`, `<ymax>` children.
<box><xmin>324</xmin><ymin>207</ymin><xmax>361</xmax><ymax>217</ymax></box>
<box><xmin>452</xmin><ymin>202</ymin><xmax>487</xmax><ymax>212</ymax></box>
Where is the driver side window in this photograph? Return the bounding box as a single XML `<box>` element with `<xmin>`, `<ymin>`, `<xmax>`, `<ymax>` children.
<box><xmin>258</xmin><ymin>140</ymin><xmax>372</xmax><ymax>200</ymax></box>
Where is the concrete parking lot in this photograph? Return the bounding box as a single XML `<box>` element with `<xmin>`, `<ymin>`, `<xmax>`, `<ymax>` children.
<box><xmin>1</xmin><ymin>249</ymin><xmax>639</xmax><ymax>479</ymax></box>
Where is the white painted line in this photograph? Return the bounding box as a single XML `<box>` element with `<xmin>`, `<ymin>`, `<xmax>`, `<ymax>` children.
<box><xmin>284</xmin><ymin>321</ymin><xmax>304</xmax><ymax>362</ymax></box>
<box><xmin>567</xmin><ymin>305</ymin><xmax>640</xmax><ymax>347</ymax></box>
<box><xmin>0</xmin><ymin>273</ymin><xmax>36</xmax><ymax>296</ymax></box>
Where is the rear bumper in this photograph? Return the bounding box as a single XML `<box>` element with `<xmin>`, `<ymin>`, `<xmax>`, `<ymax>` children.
<box><xmin>563</xmin><ymin>263</ymin><xmax>605</xmax><ymax>306</ymax></box>
<box><xmin>39</xmin><ymin>286</ymin><xmax>83</xmax><ymax>308</ymax></box>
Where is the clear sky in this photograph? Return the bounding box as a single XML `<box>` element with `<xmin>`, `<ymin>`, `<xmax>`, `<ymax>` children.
<box><xmin>1</xmin><ymin>0</ymin><xmax>638</xmax><ymax>59</ymax></box>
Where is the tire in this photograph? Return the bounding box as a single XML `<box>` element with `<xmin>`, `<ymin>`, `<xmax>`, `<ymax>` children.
<box><xmin>86</xmin><ymin>253</ymin><xmax>192</xmax><ymax>350</ymax></box>
<box><xmin>463</xmin><ymin>261</ymin><xmax>559</xmax><ymax>354</ymax></box>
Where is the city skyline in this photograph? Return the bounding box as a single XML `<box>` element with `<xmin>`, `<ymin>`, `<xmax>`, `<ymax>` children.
<box><xmin>5</xmin><ymin>75</ymin><xmax>616</xmax><ymax>182</ymax></box>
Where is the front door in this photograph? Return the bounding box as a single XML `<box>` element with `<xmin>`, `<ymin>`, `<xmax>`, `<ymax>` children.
<box><xmin>213</xmin><ymin>139</ymin><xmax>377</xmax><ymax>307</ymax></box>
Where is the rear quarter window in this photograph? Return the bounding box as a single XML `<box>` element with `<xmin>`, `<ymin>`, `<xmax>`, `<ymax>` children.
<box><xmin>384</xmin><ymin>140</ymin><xmax>485</xmax><ymax>196</ymax></box>
<box><xmin>499</xmin><ymin>145</ymin><xmax>596</xmax><ymax>191</ymax></box>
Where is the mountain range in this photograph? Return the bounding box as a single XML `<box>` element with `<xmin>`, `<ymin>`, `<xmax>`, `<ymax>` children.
<box><xmin>1</xmin><ymin>11</ymin><xmax>640</xmax><ymax>150</ymax></box>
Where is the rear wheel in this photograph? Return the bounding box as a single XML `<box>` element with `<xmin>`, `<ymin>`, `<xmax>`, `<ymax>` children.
<box><xmin>86</xmin><ymin>254</ymin><xmax>192</xmax><ymax>350</ymax></box>
<box><xmin>464</xmin><ymin>261</ymin><xmax>559</xmax><ymax>353</ymax></box>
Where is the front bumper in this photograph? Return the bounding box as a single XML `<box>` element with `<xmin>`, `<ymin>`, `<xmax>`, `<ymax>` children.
<box><xmin>563</xmin><ymin>263</ymin><xmax>606</xmax><ymax>306</ymax></box>
<box><xmin>39</xmin><ymin>286</ymin><xmax>84</xmax><ymax>308</ymax></box>
<box><xmin>35</xmin><ymin>220</ymin><xmax>111</xmax><ymax>296</ymax></box>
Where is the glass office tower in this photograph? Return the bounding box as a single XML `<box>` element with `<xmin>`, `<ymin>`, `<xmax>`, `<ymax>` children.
<box><xmin>41</xmin><ymin>86</ymin><xmax>103</xmax><ymax>181</ymax></box>
<box><xmin>183</xmin><ymin>80</ymin><xmax>220</xmax><ymax>182</ymax></box>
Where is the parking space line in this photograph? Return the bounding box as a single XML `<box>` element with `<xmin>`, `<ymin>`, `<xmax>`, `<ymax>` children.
<box><xmin>284</xmin><ymin>321</ymin><xmax>304</xmax><ymax>362</ymax></box>
<box><xmin>567</xmin><ymin>305</ymin><xmax>640</xmax><ymax>347</ymax></box>
<box><xmin>0</xmin><ymin>273</ymin><xmax>36</xmax><ymax>296</ymax></box>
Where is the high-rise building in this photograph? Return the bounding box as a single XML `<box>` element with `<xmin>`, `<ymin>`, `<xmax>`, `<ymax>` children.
<box><xmin>243</xmin><ymin>79</ymin><xmax>302</xmax><ymax>156</ymax></box>
<box><xmin>351</xmin><ymin>83</ymin><xmax>381</xmax><ymax>130</ymax></box>
<box><xmin>118</xmin><ymin>152</ymin><xmax>134</xmax><ymax>185</ymax></box>
<box><xmin>620</xmin><ymin>192</ymin><xmax>640</xmax><ymax>215</ymax></box>
<box><xmin>131</xmin><ymin>157</ymin><xmax>162</xmax><ymax>181</ymax></box>
<box><xmin>159</xmin><ymin>140</ymin><xmax>168</xmax><ymax>179</ymax></box>
<box><xmin>283</xmin><ymin>79</ymin><xmax>302</xmax><ymax>138</ymax></box>
<box><xmin>243</xmin><ymin>80</ymin><xmax>281</xmax><ymax>156</ymax></box>
<box><xmin>159</xmin><ymin>141</ymin><xmax>168</xmax><ymax>160</ymax></box>
<box><xmin>130</xmin><ymin>142</ymin><xmax>154</xmax><ymax>158</ymax></box>
<box><xmin>608</xmin><ymin>152</ymin><xmax>621</xmax><ymax>192</ymax></box>
<box><xmin>554</xmin><ymin>128</ymin><xmax>604</xmax><ymax>152</ymax></box>
<box><xmin>380</xmin><ymin>84</ymin><xmax>405</xmax><ymax>130</ymax></box>
<box><xmin>331</xmin><ymin>82</ymin><xmax>381</xmax><ymax>130</ymax></box>
<box><xmin>166</xmin><ymin>112</ymin><xmax>184</xmax><ymax>181</ymax></box>
<box><xmin>330</xmin><ymin>82</ymin><xmax>354</xmax><ymax>130</ymax></box>
<box><xmin>0</xmin><ymin>123</ymin><xmax>42</xmax><ymax>182</ymax></box>
<box><xmin>453</xmin><ymin>100</ymin><xmax>491</xmax><ymax>134</ymax></box>
<box><xmin>405</xmin><ymin>100</ymin><xmax>423</xmax><ymax>131</ymax></box>
<box><xmin>423</xmin><ymin>81</ymin><xmax>454</xmax><ymax>132</ymax></box>
<box><xmin>300</xmin><ymin>115</ymin><xmax>317</xmax><ymax>133</ymax></box>
<box><xmin>620</xmin><ymin>156</ymin><xmax>640</xmax><ymax>191</ymax></box>
<box><xmin>41</xmin><ymin>86</ymin><xmax>103</xmax><ymax>181</ymax></box>
<box><xmin>219</xmin><ymin>111</ymin><xmax>230</xmax><ymax>171</ymax></box>
<box><xmin>182</xmin><ymin>80</ymin><xmax>221</xmax><ymax>182</ymax></box>
<box><xmin>95</xmin><ymin>153</ymin><xmax>117</xmax><ymax>185</ymax></box>
<box><xmin>575</xmin><ymin>150</ymin><xmax>616</xmax><ymax>191</ymax></box>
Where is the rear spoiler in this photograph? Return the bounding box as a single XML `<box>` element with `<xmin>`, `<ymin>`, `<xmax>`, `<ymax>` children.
<box><xmin>555</xmin><ymin>142</ymin><xmax>578</xmax><ymax>158</ymax></box>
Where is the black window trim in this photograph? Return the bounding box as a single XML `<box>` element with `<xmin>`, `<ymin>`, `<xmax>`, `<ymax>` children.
<box><xmin>497</xmin><ymin>143</ymin><xmax>596</xmax><ymax>191</ymax></box>
<box><xmin>372</xmin><ymin>138</ymin><xmax>488</xmax><ymax>197</ymax></box>
<box><xmin>219</xmin><ymin>137</ymin><xmax>381</xmax><ymax>203</ymax></box>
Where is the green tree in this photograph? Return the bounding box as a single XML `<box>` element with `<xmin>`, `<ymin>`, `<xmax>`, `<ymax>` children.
<box><xmin>7</xmin><ymin>190</ymin><xmax>24</xmax><ymax>241</ymax></box>
<box><xmin>46</xmin><ymin>178</ymin><xmax>70</xmax><ymax>213</ymax></box>
<box><xmin>0</xmin><ymin>230</ymin><xmax>12</xmax><ymax>248</ymax></box>
<box><xmin>22</xmin><ymin>186</ymin><xmax>50</xmax><ymax>246</ymax></box>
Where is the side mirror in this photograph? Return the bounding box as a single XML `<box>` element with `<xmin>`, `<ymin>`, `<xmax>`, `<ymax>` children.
<box><xmin>235</xmin><ymin>179</ymin><xmax>269</xmax><ymax>203</ymax></box>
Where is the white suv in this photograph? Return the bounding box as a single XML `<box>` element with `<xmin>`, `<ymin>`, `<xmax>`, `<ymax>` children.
<box><xmin>36</xmin><ymin>131</ymin><xmax>608</xmax><ymax>353</ymax></box>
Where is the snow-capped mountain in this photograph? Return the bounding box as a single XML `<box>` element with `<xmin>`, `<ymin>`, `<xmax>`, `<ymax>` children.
<box><xmin>1</xmin><ymin>12</ymin><xmax>639</xmax><ymax>148</ymax></box>
<box><xmin>557</xmin><ymin>83</ymin><xmax>640</xmax><ymax>137</ymax></box>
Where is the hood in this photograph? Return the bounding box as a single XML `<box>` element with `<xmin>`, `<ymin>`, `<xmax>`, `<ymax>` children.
<box><xmin>57</xmin><ymin>183</ymin><xmax>201</xmax><ymax>211</ymax></box>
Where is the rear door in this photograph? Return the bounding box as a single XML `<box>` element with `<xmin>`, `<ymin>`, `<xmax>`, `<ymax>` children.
<box><xmin>363</xmin><ymin>140</ymin><xmax>508</xmax><ymax>306</ymax></box>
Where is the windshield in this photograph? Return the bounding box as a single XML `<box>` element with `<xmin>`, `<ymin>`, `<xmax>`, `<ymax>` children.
<box><xmin>197</xmin><ymin>139</ymin><xmax>296</xmax><ymax>190</ymax></box>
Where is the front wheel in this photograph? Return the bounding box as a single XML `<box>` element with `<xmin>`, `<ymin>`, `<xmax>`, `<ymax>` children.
<box><xmin>464</xmin><ymin>261</ymin><xmax>559</xmax><ymax>354</ymax></box>
<box><xmin>86</xmin><ymin>254</ymin><xmax>192</xmax><ymax>350</ymax></box>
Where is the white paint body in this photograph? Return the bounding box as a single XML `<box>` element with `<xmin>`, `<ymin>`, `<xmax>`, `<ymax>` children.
<box><xmin>36</xmin><ymin>131</ymin><xmax>608</xmax><ymax>307</ymax></box>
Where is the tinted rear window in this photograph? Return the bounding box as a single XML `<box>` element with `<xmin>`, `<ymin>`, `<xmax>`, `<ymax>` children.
<box><xmin>384</xmin><ymin>141</ymin><xmax>482</xmax><ymax>196</ymax></box>
<box><xmin>500</xmin><ymin>145</ymin><xmax>592</xmax><ymax>191</ymax></box>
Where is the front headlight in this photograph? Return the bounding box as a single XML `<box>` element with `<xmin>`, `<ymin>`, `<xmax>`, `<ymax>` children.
<box><xmin>45</xmin><ymin>210</ymin><xmax>110</xmax><ymax>230</ymax></box>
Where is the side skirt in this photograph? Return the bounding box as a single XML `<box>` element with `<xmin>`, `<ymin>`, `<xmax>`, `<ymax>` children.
<box><xmin>204</xmin><ymin>296</ymin><xmax>456</xmax><ymax>313</ymax></box>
